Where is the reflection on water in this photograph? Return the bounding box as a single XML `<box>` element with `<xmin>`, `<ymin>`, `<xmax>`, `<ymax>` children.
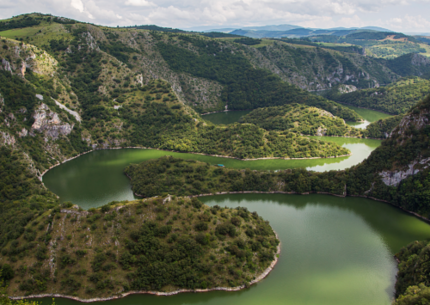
<box><xmin>342</xmin><ymin>104</ymin><xmax>392</xmax><ymax>125</ymax></box>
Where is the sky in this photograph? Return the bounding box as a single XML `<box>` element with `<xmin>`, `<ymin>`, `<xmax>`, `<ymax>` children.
<box><xmin>1</xmin><ymin>0</ymin><xmax>430</xmax><ymax>33</ymax></box>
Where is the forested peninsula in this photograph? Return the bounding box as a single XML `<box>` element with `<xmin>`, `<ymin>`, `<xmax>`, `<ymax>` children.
<box><xmin>239</xmin><ymin>103</ymin><xmax>364</xmax><ymax>137</ymax></box>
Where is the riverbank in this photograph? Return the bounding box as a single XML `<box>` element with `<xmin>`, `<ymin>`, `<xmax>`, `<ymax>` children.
<box><xmin>10</xmin><ymin>232</ymin><xmax>281</xmax><ymax>303</ymax></box>
<box><xmin>339</xmin><ymin>102</ymin><xmax>395</xmax><ymax>116</ymax></box>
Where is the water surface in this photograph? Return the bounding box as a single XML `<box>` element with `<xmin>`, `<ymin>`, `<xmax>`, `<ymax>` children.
<box><xmin>40</xmin><ymin>137</ymin><xmax>430</xmax><ymax>305</ymax></box>
<box><xmin>44</xmin><ymin>137</ymin><xmax>380</xmax><ymax>209</ymax></box>
<box><xmin>39</xmin><ymin>194</ymin><xmax>430</xmax><ymax>305</ymax></box>
<box><xmin>343</xmin><ymin>104</ymin><xmax>392</xmax><ymax>129</ymax></box>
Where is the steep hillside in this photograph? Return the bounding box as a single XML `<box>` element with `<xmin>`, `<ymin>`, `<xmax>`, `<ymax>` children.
<box><xmin>0</xmin><ymin>13</ymin><xmax>403</xmax><ymax>114</ymax></box>
<box><xmin>253</xmin><ymin>41</ymin><xmax>397</xmax><ymax>90</ymax></box>
<box><xmin>365</xmin><ymin>115</ymin><xmax>404</xmax><ymax>138</ymax></box>
<box><xmin>327</xmin><ymin>76</ymin><xmax>430</xmax><ymax>115</ymax></box>
<box><xmin>345</xmin><ymin>95</ymin><xmax>430</xmax><ymax>217</ymax></box>
<box><xmin>385</xmin><ymin>53</ymin><xmax>430</xmax><ymax>78</ymax></box>
<box><xmin>239</xmin><ymin>103</ymin><xmax>364</xmax><ymax>137</ymax></box>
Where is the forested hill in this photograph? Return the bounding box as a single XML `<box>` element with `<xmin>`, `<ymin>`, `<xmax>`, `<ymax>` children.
<box><xmin>326</xmin><ymin>77</ymin><xmax>430</xmax><ymax>115</ymax></box>
<box><xmin>0</xmin><ymin>13</ymin><xmax>413</xmax><ymax>114</ymax></box>
<box><xmin>239</xmin><ymin>103</ymin><xmax>363</xmax><ymax>137</ymax></box>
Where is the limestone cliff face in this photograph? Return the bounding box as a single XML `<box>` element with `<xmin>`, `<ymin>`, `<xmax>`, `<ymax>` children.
<box><xmin>0</xmin><ymin>39</ymin><xmax>58</xmax><ymax>77</ymax></box>
<box><xmin>31</xmin><ymin>103</ymin><xmax>74</xmax><ymax>140</ymax></box>
<box><xmin>338</xmin><ymin>84</ymin><xmax>358</xmax><ymax>94</ymax></box>
<box><xmin>378</xmin><ymin>104</ymin><xmax>430</xmax><ymax>187</ymax></box>
<box><xmin>380</xmin><ymin>158</ymin><xmax>430</xmax><ymax>187</ymax></box>
<box><xmin>251</xmin><ymin>43</ymin><xmax>394</xmax><ymax>91</ymax></box>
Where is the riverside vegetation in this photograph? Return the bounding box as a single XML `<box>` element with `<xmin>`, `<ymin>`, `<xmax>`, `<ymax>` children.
<box><xmin>1</xmin><ymin>12</ymin><xmax>430</xmax><ymax>304</ymax></box>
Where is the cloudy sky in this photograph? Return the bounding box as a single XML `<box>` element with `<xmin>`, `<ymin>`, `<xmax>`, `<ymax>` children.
<box><xmin>1</xmin><ymin>0</ymin><xmax>430</xmax><ymax>32</ymax></box>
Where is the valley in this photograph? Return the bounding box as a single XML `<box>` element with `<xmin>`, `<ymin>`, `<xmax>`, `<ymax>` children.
<box><xmin>1</xmin><ymin>12</ymin><xmax>430</xmax><ymax>305</ymax></box>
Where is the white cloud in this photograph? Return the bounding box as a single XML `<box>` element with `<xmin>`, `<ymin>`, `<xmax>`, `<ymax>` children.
<box><xmin>70</xmin><ymin>0</ymin><xmax>84</xmax><ymax>12</ymax></box>
<box><xmin>125</xmin><ymin>0</ymin><xmax>156</xmax><ymax>7</ymax></box>
<box><xmin>385</xmin><ymin>14</ymin><xmax>430</xmax><ymax>31</ymax></box>
<box><xmin>0</xmin><ymin>0</ymin><xmax>428</xmax><ymax>32</ymax></box>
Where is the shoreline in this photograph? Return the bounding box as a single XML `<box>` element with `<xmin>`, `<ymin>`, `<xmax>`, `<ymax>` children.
<box><xmin>132</xmin><ymin>190</ymin><xmax>430</xmax><ymax>224</ymax></box>
<box><xmin>337</xmin><ymin>101</ymin><xmax>395</xmax><ymax>116</ymax></box>
<box><xmin>10</xmin><ymin>232</ymin><xmax>281</xmax><ymax>303</ymax></box>
<box><xmin>39</xmin><ymin>146</ymin><xmax>352</xmax><ymax>180</ymax></box>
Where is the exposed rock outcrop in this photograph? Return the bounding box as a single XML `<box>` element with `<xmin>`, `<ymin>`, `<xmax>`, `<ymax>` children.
<box><xmin>18</xmin><ymin>128</ymin><xmax>28</xmax><ymax>138</ymax></box>
<box><xmin>1</xmin><ymin>58</ymin><xmax>12</xmax><ymax>73</ymax></box>
<box><xmin>338</xmin><ymin>84</ymin><xmax>358</xmax><ymax>94</ymax></box>
<box><xmin>31</xmin><ymin>103</ymin><xmax>74</xmax><ymax>139</ymax></box>
<box><xmin>52</xmin><ymin>98</ymin><xmax>81</xmax><ymax>122</ymax></box>
<box><xmin>0</xmin><ymin>131</ymin><xmax>16</xmax><ymax>146</ymax></box>
<box><xmin>380</xmin><ymin>157</ymin><xmax>430</xmax><ymax>187</ymax></box>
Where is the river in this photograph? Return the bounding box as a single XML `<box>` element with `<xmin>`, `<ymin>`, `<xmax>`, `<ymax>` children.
<box><xmin>40</xmin><ymin>135</ymin><xmax>430</xmax><ymax>305</ymax></box>
<box><xmin>43</xmin><ymin>137</ymin><xmax>380</xmax><ymax>209</ymax></box>
<box><xmin>202</xmin><ymin>105</ymin><xmax>393</xmax><ymax>129</ymax></box>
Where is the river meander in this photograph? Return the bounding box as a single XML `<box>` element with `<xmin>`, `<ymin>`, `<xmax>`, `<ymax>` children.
<box><xmin>40</xmin><ymin>138</ymin><xmax>430</xmax><ymax>305</ymax></box>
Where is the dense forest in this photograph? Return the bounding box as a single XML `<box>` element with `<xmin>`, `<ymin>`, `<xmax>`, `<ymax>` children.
<box><xmin>125</xmin><ymin>156</ymin><xmax>347</xmax><ymax>198</ymax></box>
<box><xmin>327</xmin><ymin>77</ymin><xmax>430</xmax><ymax>115</ymax></box>
<box><xmin>157</xmin><ymin>37</ymin><xmax>361</xmax><ymax>121</ymax></box>
<box><xmin>365</xmin><ymin>115</ymin><xmax>404</xmax><ymax>138</ymax></box>
<box><xmin>394</xmin><ymin>240</ymin><xmax>430</xmax><ymax>304</ymax></box>
<box><xmin>239</xmin><ymin>103</ymin><xmax>364</xmax><ymax>137</ymax></box>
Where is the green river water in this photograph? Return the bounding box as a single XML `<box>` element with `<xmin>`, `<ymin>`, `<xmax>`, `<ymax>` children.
<box><xmin>202</xmin><ymin>104</ymin><xmax>393</xmax><ymax>129</ymax></box>
<box><xmin>40</xmin><ymin>135</ymin><xmax>430</xmax><ymax>305</ymax></box>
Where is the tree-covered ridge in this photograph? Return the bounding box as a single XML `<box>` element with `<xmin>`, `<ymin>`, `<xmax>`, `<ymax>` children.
<box><xmin>394</xmin><ymin>240</ymin><xmax>430</xmax><ymax>302</ymax></box>
<box><xmin>257</xmin><ymin>42</ymin><xmax>397</xmax><ymax>90</ymax></box>
<box><xmin>3</xmin><ymin>197</ymin><xmax>279</xmax><ymax>298</ymax></box>
<box><xmin>0</xmin><ymin>146</ymin><xmax>59</xmax><ymax>260</ymax></box>
<box><xmin>239</xmin><ymin>103</ymin><xmax>364</xmax><ymax>137</ymax></box>
<box><xmin>327</xmin><ymin>77</ymin><xmax>430</xmax><ymax>115</ymax></box>
<box><xmin>385</xmin><ymin>53</ymin><xmax>430</xmax><ymax>78</ymax></box>
<box><xmin>365</xmin><ymin>115</ymin><xmax>404</xmax><ymax>138</ymax></box>
<box><xmin>125</xmin><ymin>156</ymin><xmax>347</xmax><ymax>198</ymax></box>
<box><xmin>120</xmin><ymin>89</ymin><xmax>350</xmax><ymax>159</ymax></box>
<box><xmin>0</xmin><ymin>44</ymin><xmax>350</xmax><ymax>166</ymax></box>
<box><xmin>156</xmin><ymin>37</ymin><xmax>361</xmax><ymax>121</ymax></box>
